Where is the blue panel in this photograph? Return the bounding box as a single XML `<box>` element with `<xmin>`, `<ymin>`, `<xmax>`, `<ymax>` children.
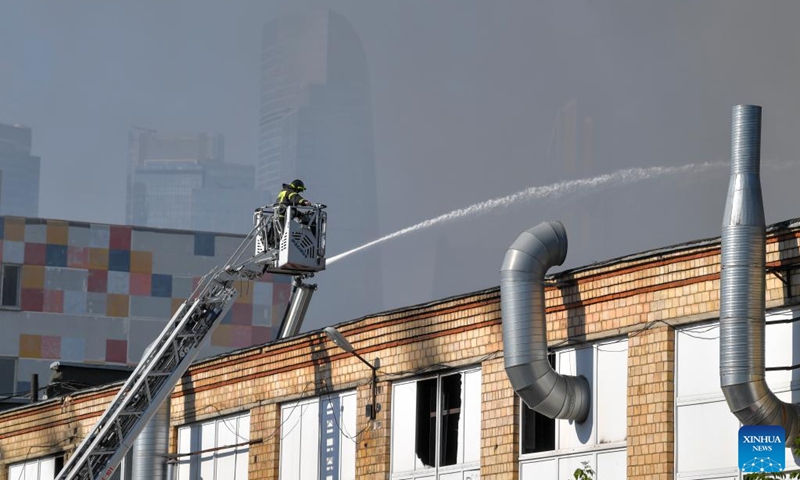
<box><xmin>151</xmin><ymin>274</ymin><xmax>172</xmax><ymax>298</ymax></box>
<box><xmin>194</xmin><ymin>233</ymin><xmax>215</xmax><ymax>257</ymax></box>
<box><xmin>45</xmin><ymin>244</ymin><xmax>68</xmax><ymax>267</ymax></box>
<box><xmin>221</xmin><ymin>309</ymin><xmax>233</xmax><ymax>325</ymax></box>
<box><xmin>108</xmin><ymin>249</ymin><xmax>131</xmax><ymax>272</ymax></box>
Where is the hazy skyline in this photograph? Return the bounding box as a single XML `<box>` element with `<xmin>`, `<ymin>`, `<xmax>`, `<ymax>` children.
<box><xmin>3</xmin><ymin>1</ymin><xmax>800</xmax><ymax>329</ymax></box>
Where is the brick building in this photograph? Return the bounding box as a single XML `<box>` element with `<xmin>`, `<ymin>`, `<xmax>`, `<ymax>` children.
<box><xmin>0</xmin><ymin>216</ymin><xmax>799</xmax><ymax>479</ymax></box>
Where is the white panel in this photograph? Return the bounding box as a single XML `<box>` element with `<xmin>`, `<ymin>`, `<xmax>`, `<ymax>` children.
<box><xmin>439</xmin><ymin>472</ymin><xmax>462</xmax><ymax>480</ymax></box>
<box><xmin>39</xmin><ymin>458</ymin><xmax>55</xmax><ymax>480</ymax></box>
<box><xmin>557</xmin><ymin>346</ymin><xmax>595</xmax><ymax>449</ymax></box>
<box><xmin>391</xmin><ymin>381</ymin><xmax>417</xmax><ymax>473</ymax></box>
<box><xmin>299</xmin><ymin>400</ymin><xmax>320</xmax><ymax>480</ymax></box>
<box><xmin>596</xmin><ymin>449</ymin><xmax>627</xmax><ymax>480</ymax></box>
<box><xmin>176</xmin><ymin>426</ymin><xmax>194</xmax><ymax>480</ymax></box>
<box><xmin>199</xmin><ymin>422</ymin><xmax>216</xmax><ymax>480</ymax></box>
<box><xmin>676</xmin><ymin>324</ymin><xmax>720</xmax><ymax>399</ymax></box>
<box><xmin>340</xmin><ymin>392</ymin><xmax>357</xmax><ymax>480</ymax></box>
<box><xmin>280</xmin><ymin>402</ymin><xmax>304</xmax><ymax>480</ymax></box>
<box><xmin>463</xmin><ymin>469</ymin><xmax>481</xmax><ymax>480</ymax></box>
<box><xmin>558</xmin><ymin>454</ymin><xmax>593</xmax><ymax>479</ymax></box>
<box><xmin>463</xmin><ymin>369</ymin><xmax>482</xmax><ymax>463</ymax></box>
<box><xmin>596</xmin><ymin>342</ymin><xmax>628</xmax><ymax>443</ymax></box>
<box><xmin>215</xmin><ymin>418</ymin><xmax>238</xmax><ymax>478</ymax></box>
<box><xmin>8</xmin><ymin>465</ymin><xmax>22</xmax><ymax>480</ymax></box>
<box><xmin>676</xmin><ymin>400</ymin><xmax>739</xmax><ymax>474</ymax></box>
<box><xmin>765</xmin><ymin>321</ymin><xmax>795</xmax><ymax>388</ymax></box>
<box><xmin>235</xmin><ymin>415</ymin><xmax>251</xmax><ymax>480</ymax></box>
<box><xmin>520</xmin><ymin>459</ymin><xmax>557</xmax><ymax>480</ymax></box>
<box><xmin>238</xmin><ymin>414</ymin><xmax>251</xmax><ymax>441</ymax></box>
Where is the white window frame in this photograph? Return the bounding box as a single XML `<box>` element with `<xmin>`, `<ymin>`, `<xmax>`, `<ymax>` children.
<box><xmin>518</xmin><ymin>338</ymin><xmax>628</xmax><ymax>477</ymax></box>
<box><xmin>176</xmin><ymin>411</ymin><xmax>251</xmax><ymax>480</ymax></box>
<box><xmin>389</xmin><ymin>366</ymin><xmax>482</xmax><ymax>480</ymax></box>
<box><xmin>8</xmin><ymin>454</ymin><xmax>64</xmax><ymax>480</ymax></box>
<box><xmin>278</xmin><ymin>389</ymin><xmax>357</xmax><ymax>480</ymax></box>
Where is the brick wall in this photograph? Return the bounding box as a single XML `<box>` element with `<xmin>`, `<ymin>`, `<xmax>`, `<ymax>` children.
<box><xmin>627</xmin><ymin>325</ymin><xmax>675</xmax><ymax>479</ymax></box>
<box><xmin>0</xmin><ymin>222</ymin><xmax>798</xmax><ymax>479</ymax></box>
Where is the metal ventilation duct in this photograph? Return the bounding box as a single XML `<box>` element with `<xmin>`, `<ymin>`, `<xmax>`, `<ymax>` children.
<box><xmin>720</xmin><ymin>104</ymin><xmax>800</xmax><ymax>446</ymax></box>
<box><xmin>500</xmin><ymin>221</ymin><xmax>590</xmax><ymax>422</ymax></box>
<box><xmin>132</xmin><ymin>398</ymin><xmax>170</xmax><ymax>480</ymax></box>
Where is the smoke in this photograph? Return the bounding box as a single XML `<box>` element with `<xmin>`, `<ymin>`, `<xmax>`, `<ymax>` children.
<box><xmin>327</xmin><ymin>161</ymin><xmax>728</xmax><ymax>265</ymax></box>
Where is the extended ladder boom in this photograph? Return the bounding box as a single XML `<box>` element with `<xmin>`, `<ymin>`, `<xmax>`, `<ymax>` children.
<box><xmin>57</xmin><ymin>204</ymin><xmax>327</xmax><ymax>480</ymax></box>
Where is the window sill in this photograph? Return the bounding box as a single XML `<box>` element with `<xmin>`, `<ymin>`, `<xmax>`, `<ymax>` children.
<box><xmin>518</xmin><ymin>441</ymin><xmax>627</xmax><ymax>462</ymax></box>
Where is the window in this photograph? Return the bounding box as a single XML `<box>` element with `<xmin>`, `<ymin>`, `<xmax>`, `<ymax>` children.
<box><xmin>391</xmin><ymin>368</ymin><xmax>481</xmax><ymax>479</ymax></box>
<box><xmin>8</xmin><ymin>455</ymin><xmax>64</xmax><ymax>480</ymax></box>
<box><xmin>177</xmin><ymin>412</ymin><xmax>250</xmax><ymax>480</ymax></box>
<box><xmin>520</xmin><ymin>354</ymin><xmax>556</xmax><ymax>454</ymax></box>
<box><xmin>279</xmin><ymin>390</ymin><xmax>357</xmax><ymax>480</ymax></box>
<box><xmin>1</xmin><ymin>264</ymin><xmax>20</xmax><ymax>308</ymax></box>
<box><xmin>0</xmin><ymin>357</ymin><xmax>16</xmax><ymax>395</ymax></box>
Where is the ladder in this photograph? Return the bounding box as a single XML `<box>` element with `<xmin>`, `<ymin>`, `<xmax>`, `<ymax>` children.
<box><xmin>57</xmin><ymin>205</ymin><xmax>327</xmax><ymax>480</ymax></box>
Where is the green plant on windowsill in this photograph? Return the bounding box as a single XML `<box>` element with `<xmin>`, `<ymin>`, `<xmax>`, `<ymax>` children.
<box><xmin>569</xmin><ymin>461</ymin><xmax>594</xmax><ymax>480</ymax></box>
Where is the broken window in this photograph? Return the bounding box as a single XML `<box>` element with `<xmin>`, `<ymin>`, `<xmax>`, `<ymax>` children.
<box><xmin>392</xmin><ymin>368</ymin><xmax>481</xmax><ymax>475</ymax></box>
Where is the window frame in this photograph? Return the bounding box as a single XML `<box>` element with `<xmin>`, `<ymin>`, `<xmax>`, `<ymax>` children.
<box><xmin>176</xmin><ymin>411</ymin><xmax>251</xmax><ymax>480</ymax></box>
<box><xmin>1</xmin><ymin>263</ymin><xmax>21</xmax><ymax>309</ymax></box>
<box><xmin>8</xmin><ymin>454</ymin><xmax>64</xmax><ymax>480</ymax></box>
<box><xmin>390</xmin><ymin>366</ymin><xmax>482</xmax><ymax>479</ymax></box>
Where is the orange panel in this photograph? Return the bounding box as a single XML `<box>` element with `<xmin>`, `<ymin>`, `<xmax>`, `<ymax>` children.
<box><xmin>46</xmin><ymin>221</ymin><xmax>69</xmax><ymax>245</ymax></box>
<box><xmin>21</xmin><ymin>265</ymin><xmax>45</xmax><ymax>289</ymax></box>
<box><xmin>130</xmin><ymin>251</ymin><xmax>153</xmax><ymax>274</ymax></box>
<box><xmin>19</xmin><ymin>334</ymin><xmax>42</xmax><ymax>358</ymax></box>
<box><xmin>106</xmin><ymin>294</ymin><xmax>129</xmax><ymax>317</ymax></box>
<box><xmin>4</xmin><ymin>218</ymin><xmax>25</xmax><ymax>241</ymax></box>
<box><xmin>89</xmin><ymin>248</ymin><xmax>109</xmax><ymax>270</ymax></box>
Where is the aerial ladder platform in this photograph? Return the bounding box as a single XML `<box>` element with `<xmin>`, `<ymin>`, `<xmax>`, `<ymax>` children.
<box><xmin>56</xmin><ymin>204</ymin><xmax>327</xmax><ymax>480</ymax></box>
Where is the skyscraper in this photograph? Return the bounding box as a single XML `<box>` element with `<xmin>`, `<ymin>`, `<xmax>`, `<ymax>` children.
<box><xmin>259</xmin><ymin>9</ymin><xmax>383</xmax><ymax>325</ymax></box>
<box><xmin>126</xmin><ymin>129</ymin><xmax>262</xmax><ymax>233</ymax></box>
<box><xmin>0</xmin><ymin>123</ymin><xmax>40</xmax><ymax>217</ymax></box>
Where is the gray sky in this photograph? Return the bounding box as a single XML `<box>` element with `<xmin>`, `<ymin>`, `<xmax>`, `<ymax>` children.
<box><xmin>3</xmin><ymin>1</ymin><xmax>800</xmax><ymax>330</ymax></box>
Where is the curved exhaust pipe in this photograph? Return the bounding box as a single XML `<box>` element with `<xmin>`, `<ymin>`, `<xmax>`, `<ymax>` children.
<box><xmin>501</xmin><ymin>221</ymin><xmax>590</xmax><ymax>422</ymax></box>
<box><xmin>720</xmin><ymin>104</ymin><xmax>800</xmax><ymax>446</ymax></box>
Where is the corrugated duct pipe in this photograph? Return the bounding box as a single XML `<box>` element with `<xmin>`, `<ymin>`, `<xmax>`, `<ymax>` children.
<box><xmin>720</xmin><ymin>104</ymin><xmax>800</xmax><ymax>446</ymax></box>
<box><xmin>501</xmin><ymin>221</ymin><xmax>590</xmax><ymax>422</ymax></box>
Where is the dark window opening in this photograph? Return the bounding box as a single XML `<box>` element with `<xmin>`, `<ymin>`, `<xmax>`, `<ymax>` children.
<box><xmin>440</xmin><ymin>373</ymin><xmax>462</xmax><ymax>466</ymax></box>
<box><xmin>1</xmin><ymin>264</ymin><xmax>20</xmax><ymax>308</ymax></box>
<box><xmin>55</xmin><ymin>456</ymin><xmax>64</xmax><ymax>474</ymax></box>
<box><xmin>521</xmin><ymin>353</ymin><xmax>556</xmax><ymax>454</ymax></box>
<box><xmin>415</xmin><ymin>378</ymin><xmax>437</xmax><ymax>467</ymax></box>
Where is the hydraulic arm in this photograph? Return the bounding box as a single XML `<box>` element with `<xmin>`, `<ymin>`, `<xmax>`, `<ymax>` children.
<box><xmin>57</xmin><ymin>204</ymin><xmax>327</xmax><ymax>480</ymax></box>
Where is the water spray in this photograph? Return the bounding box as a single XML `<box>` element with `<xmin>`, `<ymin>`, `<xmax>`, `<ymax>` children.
<box><xmin>328</xmin><ymin>162</ymin><xmax>728</xmax><ymax>265</ymax></box>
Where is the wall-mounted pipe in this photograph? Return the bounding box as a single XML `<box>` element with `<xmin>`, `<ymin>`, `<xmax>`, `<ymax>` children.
<box><xmin>500</xmin><ymin>221</ymin><xmax>590</xmax><ymax>422</ymax></box>
<box><xmin>720</xmin><ymin>104</ymin><xmax>800</xmax><ymax>446</ymax></box>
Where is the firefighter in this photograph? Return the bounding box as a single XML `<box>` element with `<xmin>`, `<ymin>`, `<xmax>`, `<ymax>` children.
<box><xmin>268</xmin><ymin>179</ymin><xmax>314</xmax><ymax>247</ymax></box>
<box><xmin>276</xmin><ymin>179</ymin><xmax>312</xmax><ymax>207</ymax></box>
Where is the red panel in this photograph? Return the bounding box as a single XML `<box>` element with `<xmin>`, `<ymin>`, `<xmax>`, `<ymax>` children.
<box><xmin>129</xmin><ymin>272</ymin><xmax>152</xmax><ymax>296</ymax></box>
<box><xmin>24</xmin><ymin>243</ymin><xmax>46</xmax><ymax>265</ymax></box>
<box><xmin>109</xmin><ymin>226</ymin><xmax>132</xmax><ymax>250</ymax></box>
<box><xmin>105</xmin><ymin>339</ymin><xmax>127</xmax><ymax>364</ymax></box>
<box><xmin>21</xmin><ymin>288</ymin><xmax>44</xmax><ymax>311</ymax></box>
<box><xmin>41</xmin><ymin>335</ymin><xmax>62</xmax><ymax>359</ymax></box>
<box><xmin>87</xmin><ymin>270</ymin><xmax>108</xmax><ymax>293</ymax></box>
<box><xmin>43</xmin><ymin>290</ymin><xmax>64</xmax><ymax>313</ymax></box>
<box><xmin>231</xmin><ymin>303</ymin><xmax>253</xmax><ymax>325</ymax></box>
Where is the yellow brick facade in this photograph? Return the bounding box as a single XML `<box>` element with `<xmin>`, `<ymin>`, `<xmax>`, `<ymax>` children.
<box><xmin>1</xmin><ymin>223</ymin><xmax>799</xmax><ymax>479</ymax></box>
